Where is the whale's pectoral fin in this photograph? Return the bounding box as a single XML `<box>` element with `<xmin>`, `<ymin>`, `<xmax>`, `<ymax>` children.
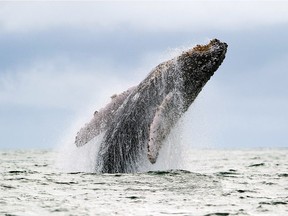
<box><xmin>147</xmin><ymin>92</ymin><xmax>181</xmax><ymax>164</ymax></box>
<box><xmin>75</xmin><ymin>87</ymin><xmax>136</xmax><ymax>147</ymax></box>
<box><xmin>75</xmin><ymin>121</ymin><xmax>100</xmax><ymax>147</ymax></box>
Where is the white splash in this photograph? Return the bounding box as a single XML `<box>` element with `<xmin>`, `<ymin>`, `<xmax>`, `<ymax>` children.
<box><xmin>140</xmin><ymin>118</ymin><xmax>187</xmax><ymax>172</ymax></box>
<box><xmin>56</xmin><ymin>133</ymin><xmax>104</xmax><ymax>173</ymax></box>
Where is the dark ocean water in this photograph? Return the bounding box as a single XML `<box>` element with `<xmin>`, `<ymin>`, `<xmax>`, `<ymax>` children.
<box><xmin>1</xmin><ymin>149</ymin><xmax>287</xmax><ymax>215</ymax></box>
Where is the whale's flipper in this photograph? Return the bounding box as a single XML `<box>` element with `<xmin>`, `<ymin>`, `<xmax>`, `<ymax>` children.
<box><xmin>75</xmin><ymin>87</ymin><xmax>136</xmax><ymax>147</ymax></box>
<box><xmin>147</xmin><ymin>92</ymin><xmax>181</xmax><ymax>164</ymax></box>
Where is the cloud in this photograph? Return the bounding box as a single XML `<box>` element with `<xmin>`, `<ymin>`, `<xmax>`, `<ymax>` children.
<box><xmin>1</xmin><ymin>1</ymin><xmax>288</xmax><ymax>33</ymax></box>
<box><xmin>0</xmin><ymin>58</ymin><xmax>137</xmax><ymax>112</ymax></box>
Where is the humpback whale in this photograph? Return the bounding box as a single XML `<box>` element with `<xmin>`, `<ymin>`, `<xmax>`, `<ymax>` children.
<box><xmin>75</xmin><ymin>39</ymin><xmax>228</xmax><ymax>173</ymax></box>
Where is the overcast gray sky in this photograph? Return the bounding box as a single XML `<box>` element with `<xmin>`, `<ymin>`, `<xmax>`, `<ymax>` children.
<box><xmin>1</xmin><ymin>1</ymin><xmax>288</xmax><ymax>149</ymax></box>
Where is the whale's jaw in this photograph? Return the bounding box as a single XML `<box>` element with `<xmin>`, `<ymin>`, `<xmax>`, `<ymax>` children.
<box><xmin>178</xmin><ymin>39</ymin><xmax>228</xmax><ymax>111</ymax></box>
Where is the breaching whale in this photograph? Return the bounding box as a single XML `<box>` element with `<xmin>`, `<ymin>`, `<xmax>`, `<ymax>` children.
<box><xmin>75</xmin><ymin>39</ymin><xmax>228</xmax><ymax>173</ymax></box>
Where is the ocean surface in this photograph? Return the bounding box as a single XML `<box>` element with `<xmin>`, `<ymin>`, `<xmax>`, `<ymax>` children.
<box><xmin>1</xmin><ymin>149</ymin><xmax>287</xmax><ymax>216</ymax></box>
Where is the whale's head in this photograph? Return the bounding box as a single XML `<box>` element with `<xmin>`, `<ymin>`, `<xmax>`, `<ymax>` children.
<box><xmin>177</xmin><ymin>39</ymin><xmax>228</xmax><ymax>110</ymax></box>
